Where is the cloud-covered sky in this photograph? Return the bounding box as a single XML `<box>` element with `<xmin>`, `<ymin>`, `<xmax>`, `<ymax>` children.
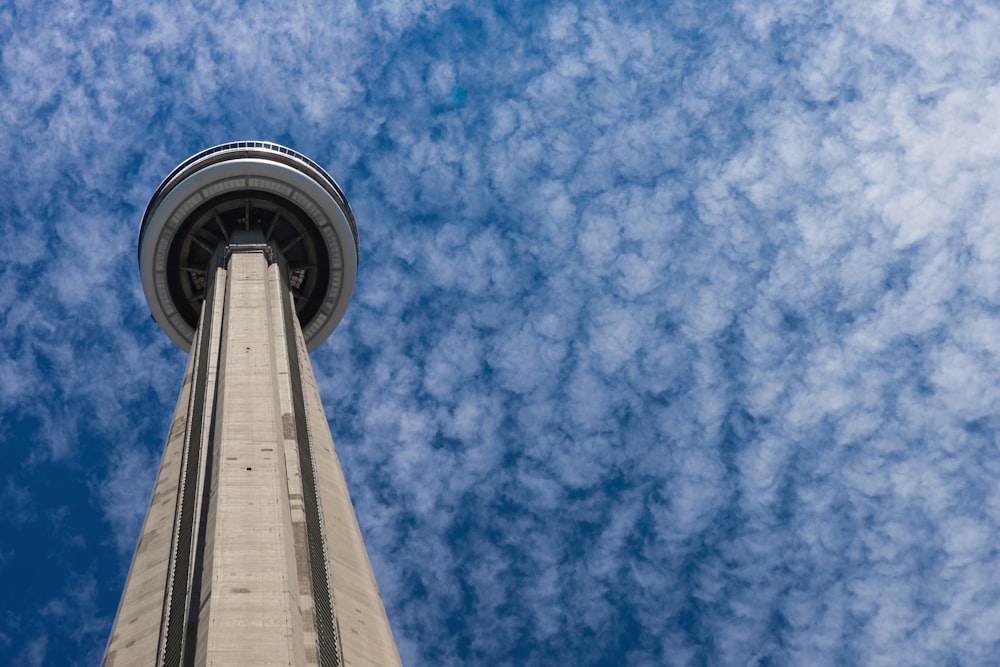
<box><xmin>3</xmin><ymin>0</ymin><xmax>1000</xmax><ymax>664</ymax></box>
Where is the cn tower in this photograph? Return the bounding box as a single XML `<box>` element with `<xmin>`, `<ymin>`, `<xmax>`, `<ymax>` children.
<box><xmin>103</xmin><ymin>142</ymin><xmax>401</xmax><ymax>667</ymax></box>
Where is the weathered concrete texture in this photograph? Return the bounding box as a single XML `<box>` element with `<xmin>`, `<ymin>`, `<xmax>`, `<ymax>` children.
<box><xmin>103</xmin><ymin>247</ymin><xmax>400</xmax><ymax>666</ymax></box>
<box><xmin>102</xmin><ymin>340</ymin><xmax>199</xmax><ymax>667</ymax></box>
<box><xmin>292</xmin><ymin>295</ymin><xmax>401</xmax><ymax>667</ymax></box>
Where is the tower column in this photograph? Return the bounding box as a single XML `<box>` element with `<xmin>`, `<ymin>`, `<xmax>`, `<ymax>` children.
<box><xmin>104</xmin><ymin>244</ymin><xmax>400</xmax><ymax>666</ymax></box>
<box><xmin>105</xmin><ymin>141</ymin><xmax>400</xmax><ymax>667</ymax></box>
<box><xmin>188</xmin><ymin>246</ymin><xmax>307</xmax><ymax>665</ymax></box>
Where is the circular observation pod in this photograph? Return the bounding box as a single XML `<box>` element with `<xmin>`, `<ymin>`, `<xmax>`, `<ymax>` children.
<box><xmin>138</xmin><ymin>141</ymin><xmax>359</xmax><ymax>352</ymax></box>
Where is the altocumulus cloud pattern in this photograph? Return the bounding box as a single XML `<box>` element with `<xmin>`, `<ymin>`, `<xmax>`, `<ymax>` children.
<box><xmin>2</xmin><ymin>0</ymin><xmax>1000</xmax><ymax>665</ymax></box>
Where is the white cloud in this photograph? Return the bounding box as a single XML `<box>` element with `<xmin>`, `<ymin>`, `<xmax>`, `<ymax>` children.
<box><xmin>6</xmin><ymin>0</ymin><xmax>1000</xmax><ymax>664</ymax></box>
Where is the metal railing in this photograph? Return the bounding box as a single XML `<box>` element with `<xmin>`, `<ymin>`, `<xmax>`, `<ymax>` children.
<box><xmin>139</xmin><ymin>141</ymin><xmax>359</xmax><ymax>259</ymax></box>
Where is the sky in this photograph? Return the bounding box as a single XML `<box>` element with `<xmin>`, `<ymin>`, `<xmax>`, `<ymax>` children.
<box><xmin>2</xmin><ymin>0</ymin><xmax>1000</xmax><ymax>664</ymax></box>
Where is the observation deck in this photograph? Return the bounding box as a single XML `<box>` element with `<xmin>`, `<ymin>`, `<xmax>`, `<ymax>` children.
<box><xmin>138</xmin><ymin>141</ymin><xmax>358</xmax><ymax>351</ymax></box>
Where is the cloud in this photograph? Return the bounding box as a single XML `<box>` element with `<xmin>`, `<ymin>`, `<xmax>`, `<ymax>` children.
<box><xmin>4</xmin><ymin>0</ymin><xmax>1000</xmax><ymax>664</ymax></box>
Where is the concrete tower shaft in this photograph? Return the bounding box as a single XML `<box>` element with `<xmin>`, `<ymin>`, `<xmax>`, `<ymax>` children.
<box><xmin>105</xmin><ymin>143</ymin><xmax>401</xmax><ymax>667</ymax></box>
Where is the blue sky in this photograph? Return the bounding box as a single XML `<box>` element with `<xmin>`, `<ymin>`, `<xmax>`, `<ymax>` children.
<box><xmin>3</xmin><ymin>0</ymin><xmax>1000</xmax><ymax>664</ymax></box>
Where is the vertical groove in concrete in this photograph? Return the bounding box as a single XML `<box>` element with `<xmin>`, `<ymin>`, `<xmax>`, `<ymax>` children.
<box><xmin>158</xmin><ymin>261</ymin><xmax>226</xmax><ymax>667</ymax></box>
<box><xmin>185</xmin><ymin>262</ymin><xmax>228</xmax><ymax>667</ymax></box>
<box><xmin>291</xmin><ymin>304</ymin><xmax>403</xmax><ymax>667</ymax></box>
<box><xmin>104</xmin><ymin>246</ymin><xmax>400</xmax><ymax>667</ymax></box>
<box><xmin>280</xmin><ymin>259</ymin><xmax>344</xmax><ymax>667</ymax></box>
<box><xmin>270</xmin><ymin>261</ymin><xmax>325</xmax><ymax>667</ymax></box>
<box><xmin>101</xmin><ymin>337</ymin><xmax>199</xmax><ymax>667</ymax></box>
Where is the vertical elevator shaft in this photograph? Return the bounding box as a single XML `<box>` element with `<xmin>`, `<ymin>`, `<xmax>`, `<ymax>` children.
<box><xmin>103</xmin><ymin>243</ymin><xmax>400</xmax><ymax>667</ymax></box>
